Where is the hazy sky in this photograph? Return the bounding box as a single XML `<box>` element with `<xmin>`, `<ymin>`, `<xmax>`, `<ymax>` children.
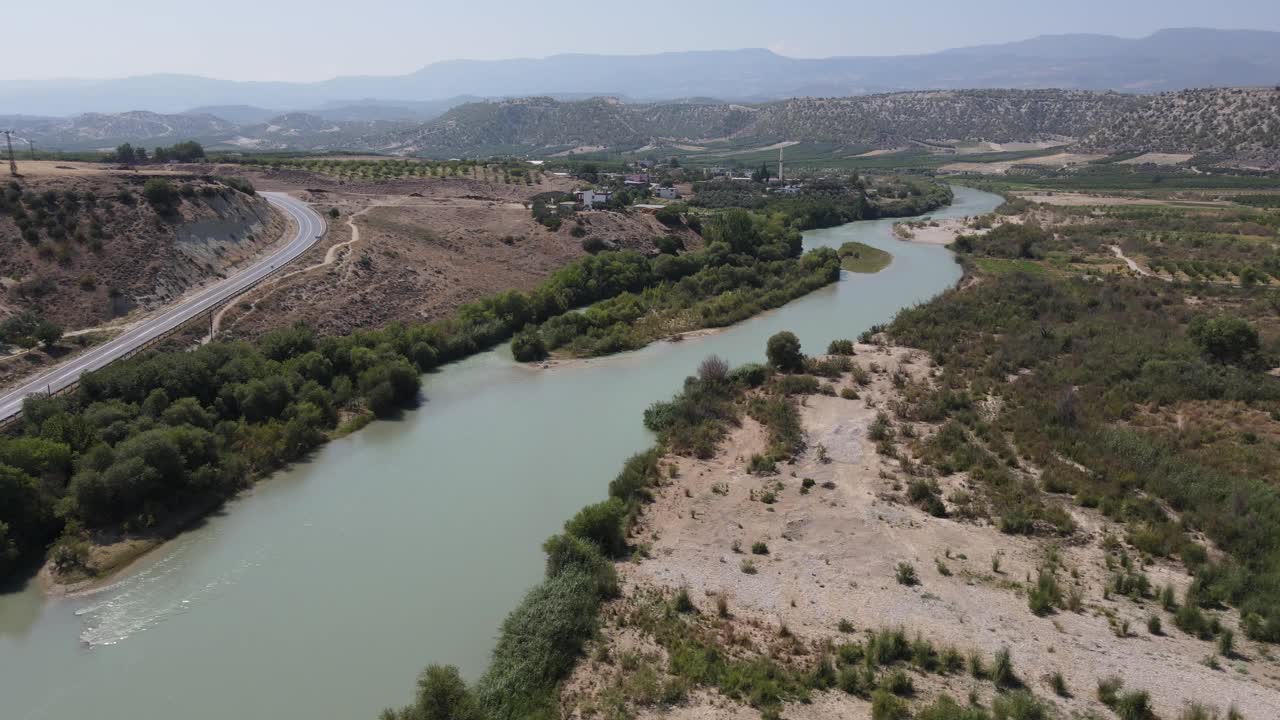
<box><xmin>2</xmin><ymin>0</ymin><xmax>1279</xmax><ymax>82</ymax></box>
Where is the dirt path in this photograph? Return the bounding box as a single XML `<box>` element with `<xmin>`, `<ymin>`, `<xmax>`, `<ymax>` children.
<box><xmin>210</xmin><ymin>200</ymin><xmax>394</xmax><ymax>337</ymax></box>
<box><xmin>1109</xmin><ymin>245</ymin><xmax>1162</xmax><ymax>279</ymax></box>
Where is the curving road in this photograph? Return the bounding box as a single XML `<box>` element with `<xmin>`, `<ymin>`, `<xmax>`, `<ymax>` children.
<box><xmin>0</xmin><ymin>192</ymin><xmax>325</xmax><ymax>422</ymax></box>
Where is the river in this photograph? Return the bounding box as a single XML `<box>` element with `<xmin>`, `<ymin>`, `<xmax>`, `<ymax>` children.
<box><xmin>0</xmin><ymin>186</ymin><xmax>1000</xmax><ymax>720</ymax></box>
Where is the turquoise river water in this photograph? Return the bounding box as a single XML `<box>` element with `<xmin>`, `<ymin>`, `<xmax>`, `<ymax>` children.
<box><xmin>0</xmin><ymin>187</ymin><xmax>1000</xmax><ymax>720</ymax></box>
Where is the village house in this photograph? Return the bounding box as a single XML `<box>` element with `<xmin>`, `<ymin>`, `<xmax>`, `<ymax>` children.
<box><xmin>654</xmin><ymin>186</ymin><xmax>680</xmax><ymax>200</ymax></box>
<box><xmin>575</xmin><ymin>189</ymin><xmax>613</xmax><ymax>209</ymax></box>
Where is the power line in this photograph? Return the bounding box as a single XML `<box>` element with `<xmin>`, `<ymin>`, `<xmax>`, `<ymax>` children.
<box><xmin>1</xmin><ymin>130</ymin><xmax>17</xmax><ymax>176</ymax></box>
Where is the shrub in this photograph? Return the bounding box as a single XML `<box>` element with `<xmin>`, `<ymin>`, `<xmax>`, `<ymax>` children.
<box><xmin>1028</xmin><ymin>570</ymin><xmax>1061</xmax><ymax>616</ymax></box>
<box><xmin>1115</xmin><ymin>690</ymin><xmax>1154</xmax><ymax>720</ymax></box>
<box><xmin>740</xmin><ymin>558</ymin><xmax>758</xmax><ymax>574</ymax></box>
<box><xmin>1097</xmin><ymin>676</ymin><xmax>1124</xmax><ymax>706</ymax></box>
<box><xmin>870</xmin><ymin>690</ymin><xmax>910</xmax><ymax>720</ymax></box>
<box><xmin>1188</xmin><ymin>316</ymin><xmax>1260</xmax><ymax>366</ymax></box>
<box><xmin>968</xmin><ymin>650</ymin><xmax>985</xmax><ymax>679</ymax></box>
<box><xmin>1217</xmin><ymin>628</ymin><xmax>1234</xmax><ymax>657</ymax></box>
<box><xmin>1049</xmin><ymin>670</ymin><xmax>1069</xmax><ymax>697</ymax></box>
<box><xmin>991</xmin><ymin>647</ymin><xmax>1017</xmax><ymax>688</ymax></box>
<box><xmin>895</xmin><ymin>562</ymin><xmax>919</xmax><ymax>586</ymax></box>
<box><xmin>882</xmin><ymin>668</ymin><xmax>913</xmax><ymax>696</ymax></box>
<box><xmin>1147</xmin><ymin>615</ymin><xmax>1163</xmax><ymax>635</ymax></box>
<box><xmin>674</xmin><ymin>586</ymin><xmax>696</xmax><ymax>613</ymax></box>
<box><xmin>142</xmin><ymin>178</ymin><xmax>180</xmax><ymax>212</ymax></box>
<box><xmin>827</xmin><ymin>339</ymin><xmax>855</xmax><ymax>355</ymax></box>
<box><xmin>766</xmin><ymin>331</ymin><xmax>804</xmax><ymax>373</ymax></box>
<box><xmin>992</xmin><ymin>691</ymin><xmax>1051</xmax><ymax>720</ymax></box>
<box><xmin>510</xmin><ymin>328</ymin><xmax>548</xmax><ymax>362</ymax></box>
<box><xmin>751</xmin><ymin>541</ymin><xmax>769</xmax><ymax>555</ymax></box>
<box><xmin>381</xmin><ymin>664</ymin><xmax>477</xmax><ymax>720</ymax></box>
<box><xmin>563</xmin><ymin>498</ymin><xmax>628</xmax><ymax>557</ymax></box>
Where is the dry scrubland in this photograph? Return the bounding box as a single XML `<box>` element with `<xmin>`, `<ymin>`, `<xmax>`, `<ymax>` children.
<box><xmin>564</xmin><ymin>345</ymin><xmax>1279</xmax><ymax>719</ymax></box>
<box><xmin>198</xmin><ymin>166</ymin><xmax>697</xmax><ymax>340</ymax></box>
<box><xmin>0</xmin><ymin>168</ymin><xmax>283</xmax><ymax>391</ymax></box>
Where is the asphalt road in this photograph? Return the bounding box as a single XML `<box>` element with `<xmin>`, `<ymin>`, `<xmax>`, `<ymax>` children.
<box><xmin>0</xmin><ymin>191</ymin><xmax>325</xmax><ymax>422</ymax></box>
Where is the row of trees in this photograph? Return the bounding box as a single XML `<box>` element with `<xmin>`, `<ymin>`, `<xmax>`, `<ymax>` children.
<box><xmin>515</xmin><ymin>209</ymin><xmax>839</xmax><ymax>358</ymax></box>
<box><xmin>110</xmin><ymin>141</ymin><xmax>206</xmax><ymax>165</ymax></box>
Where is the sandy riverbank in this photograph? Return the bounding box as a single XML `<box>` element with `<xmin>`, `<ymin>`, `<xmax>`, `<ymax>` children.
<box><xmin>893</xmin><ymin>217</ymin><xmax>985</xmax><ymax>246</ymax></box>
<box><xmin>563</xmin><ymin>345</ymin><xmax>1280</xmax><ymax>719</ymax></box>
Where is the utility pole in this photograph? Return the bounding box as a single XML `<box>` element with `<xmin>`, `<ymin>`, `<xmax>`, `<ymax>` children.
<box><xmin>778</xmin><ymin>145</ymin><xmax>785</xmax><ymax>185</ymax></box>
<box><xmin>2</xmin><ymin>131</ymin><xmax>17</xmax><ymax>176</ymax></box>
<box><xmin>26</xmin><ymin>139</ymin><xmax>35</xmax><ymax>160</ymax></box>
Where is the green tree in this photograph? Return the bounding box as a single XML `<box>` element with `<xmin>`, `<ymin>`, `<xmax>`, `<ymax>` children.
<box><xmin>511</xmin><ymin>329</ymin><xmax>548</xmax><ymax>362</ymax></box>
<box><xmin>114</xmin><ymin>143</ymin><xmax>136</xmax><ymax>165</ymax></box>
<box><xmin>766</xmin><ymin>331</ymin><xmax>804</xmax><ymax>373</ymax></box>
<box><xmin>1188</xmin><ymin>316</ymin><xmax>1261</xmax><ymax>365</ymax></box>
<box><xmin>563</xmin><ymin>497</ymin><xmax>627</xmax><ymax>557</ymax></box>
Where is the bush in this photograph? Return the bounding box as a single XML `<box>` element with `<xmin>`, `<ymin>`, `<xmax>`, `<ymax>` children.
<box><xmin>381</xmin><ymin>664</ymin><xmax>478</xmax><ymax>720</ymax></box>
<box><xmin>1115</xmin><ymin>690</ymin><xmax>1154</xmax><ymax>720</ymax></box>
<box><xmin>1188</xmin><ymin>316</ymin><xmax>1260</xmax><ymax>366</ymax></box>
<box><xmin>992</xmin><ymin>691</ymin><xmax>1051</xmax><ymax>720</ymax></box>
<box><xmin>766</xmin><ymin>331</ymin><xmax>804</xmax><ymax>373</ymax></box>
<box><xmin>142</xmin><ymin>178</ymin><xmax>180</xmax><ymax>212</ymax></box>
<box><xmin>895</xmin><ymin>562</ymin><xmax>919</xmax><ymax>586</ymax></box>
<box><xmin>751</xmin><ymin>541</ymin><xmax>769</xmax><ymax>555</ymax></box>
<box><xmin>1097</xmin><ymin>676</ymin><xmax>1124</xmax><ymax>706</ymax></box>
<box><xmin>870</xmin><ymin>690</ymin><xmax>910</xmax><ymax>720</ymax></box>
<box><xmin>510</xmin><ymin>328</ymin><xmax>548</xmax><ymax>362</ymax></box>
<box><xmin>827</xmin><ymin>339</ymin><xmax>855</xmax><ymax>355</ymax></box>
<box><xmin>563</xmin><ymin>498</ymin><xmax>628</xmax><ymax>557</ymax></box>
<box><xmin>991</xmin><ymin>647</ymin><xmax>1017</xmax><ymax>688</ymax></box>
<box><xmin>1028</xmin><ymin>570</ymin><xmax>1061</xmax><ymax>616</ymax></box>
<box><xmin>1049</xmin><ymin>670</ymin><xmax>1069</xmax><ymax>697</ymax></box>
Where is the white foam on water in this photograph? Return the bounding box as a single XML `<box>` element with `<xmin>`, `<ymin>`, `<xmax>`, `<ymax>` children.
<box><xmin>76</xmin><ymin>543</ymin><xmax>264</xmax><ymax>648</ymax></box>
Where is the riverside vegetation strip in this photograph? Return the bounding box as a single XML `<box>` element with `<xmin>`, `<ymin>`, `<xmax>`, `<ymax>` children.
<box><xmin>0</xmin><ymin>182</ymin><xmax>951</xmax><ymax>587</ymax></box>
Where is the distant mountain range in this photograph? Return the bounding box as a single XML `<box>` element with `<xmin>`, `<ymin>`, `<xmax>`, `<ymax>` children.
<box><xmin>5</xmin><ymin>87</ymin><xmax>1276</xmax><ymax>170</ymax></box>
<box><xmin>2</xmin><ymin>28</ymin><xmax>1278</xmax><ymax>117</ymax></box>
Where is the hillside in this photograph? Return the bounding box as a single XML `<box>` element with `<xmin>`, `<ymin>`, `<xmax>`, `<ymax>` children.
<box><xmin>7</xmin><ymin>87</ymin><xmax>1280</xmax><ymax>169</ymax></box>
<box><xmin>0</xmin><ymin>170</ymin><xmax>282</xmax><ymax>333</ymax></box>
<box><xmin>386</xmin><ymin>88</ymin><xmax>1280</xmax><ymax>167</ymax></box>
<box><xmin>1080</xmin><ymin>87</ymin><xmax>1280</xmax><ymax>166</ymax></box>
<box><xmin>3</xmin><ymin>29</ymin><xmax>1280</xmax><ymax>114</ymax></box>
<box><xmin>4</xmin><ymin>111</ymin><xmax>408</xmax><ymax>152</ymax></box>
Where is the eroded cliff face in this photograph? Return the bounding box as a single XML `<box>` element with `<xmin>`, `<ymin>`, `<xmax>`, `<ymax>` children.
<box><xmin>0</xmin><ymin>173</ymin><xmax>284</xmax><ymax>330</ymax></box>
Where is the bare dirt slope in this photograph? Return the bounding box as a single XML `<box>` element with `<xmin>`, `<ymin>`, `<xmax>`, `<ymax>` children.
<box><xmin>565</xmin><ymin>346</ymin><xmax>1280</xmax><ymax>720</ymax></box>
<box><xmin>0</xmin><ymin>171</ymin><xmax>283</xmax><ymax>392</ymax></box>
<box><xmin>213</xmin><ymin>172</ymin><xmax>698</xmax><ymax>340</ymax></box>
<box><xmin>0</xmin><ymin>172</ymin><xmax>282</xmax><ymax>329</ymax></box>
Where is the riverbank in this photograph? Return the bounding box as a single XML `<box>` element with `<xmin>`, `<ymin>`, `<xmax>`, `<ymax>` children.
<box><xmin>561</xmin><ymin>345</ymin><xmax>1278</xmax><ymax>719</ymax></box>
<box><xmin>893</xmin><ymin>217</ymin><xmax>983</xmax><ymax>246</ymax></box>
